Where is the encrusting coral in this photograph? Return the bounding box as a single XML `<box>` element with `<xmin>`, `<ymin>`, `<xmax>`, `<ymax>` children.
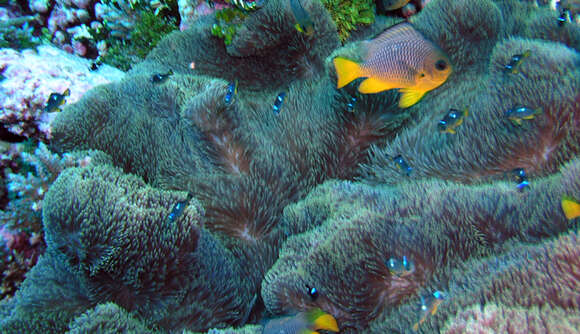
<box><xmin>2</xmin><ymin>0</ymin><xmax>579</xmax><ymax>333</ymax></box>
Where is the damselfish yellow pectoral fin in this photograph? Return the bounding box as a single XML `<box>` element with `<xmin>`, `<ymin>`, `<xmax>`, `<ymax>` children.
<box><xmin>298</xmin><ymin>331</ymin><xmax>318</xmax><ymax>334</ymax></box>
<box><xmin>358</xmin><ymin>77</ymin><xmax>394</xmax><ymax>94</ymax></box>
<box><xmin>295</xmin><ymin>23</ymin><xmax>304</xmax><ymax>33</ymax></box>
<box><xmin>523</xmin><ymin>115</ymin><xmax>535</xmax><ymax>119</ymax></box>
<box><xmin>447</xmin><ymin>128</ymin><xmax>456</xmax><ymax>134</ymax></box>
<box><xmin>333</xmin><ymin>57</ymin><xmax>362</xmax><ymax>89</ymax></box>
<box><xmin>562</xmin><ymin>196</ymin><xmax>580</xmax><ymax>219</ymax></box>
<box><xmin>398</xmin><ymin>88</ymin><xmax>426</xmax><ymax>108</ymax></box>
<box><xmin>312</xmin><ymin>314</ymin><xmax>339</xmax><ymax>332</ymax></box>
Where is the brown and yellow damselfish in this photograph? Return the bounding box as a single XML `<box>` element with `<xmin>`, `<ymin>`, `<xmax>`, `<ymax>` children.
<box><xmin>333</xmin><ymin>22</ymin><xmax>452</xmax><ymax>108</ymax></box>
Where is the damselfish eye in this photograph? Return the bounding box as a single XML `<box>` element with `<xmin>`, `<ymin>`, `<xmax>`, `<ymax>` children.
<box><xmin>435</xmin><ymin>60</ymin><xmax>448</xmax><ymax>71</ymax></box>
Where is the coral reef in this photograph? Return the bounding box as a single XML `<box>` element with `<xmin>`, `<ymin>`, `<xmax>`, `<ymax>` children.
<box><xmin>0</xmin><ymin>142</ymin><xmax>111</xmax><ymax>301</ymax></box>
<box><xmin>0</xmin><ymin>228</ymin><xmax>44</xmax><ymax>301</ymax></box>
<box><xmin>0</xmin><ymin>45</ymin><xmax>124</xmax><ymax>140</ymax></box>
<box><xmin>1</xmin><ymin>143</ymin><xmax>110</xmax><ymax>233</ymax></box>
<box><xmin>1</xmin><ymin>0</ymin><xmax>579</xmax><ymax>333</ymax></box>
<box><xmin>442</xmin><ymin>303</ymin><xmax>580</xmax><ymax>333</ymax></box>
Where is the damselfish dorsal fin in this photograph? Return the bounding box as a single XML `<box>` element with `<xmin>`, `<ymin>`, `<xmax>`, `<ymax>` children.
<box><xmin>366</xmin><ymin>22</ymin><xmax>425</xmax><ymax>57</ymax></box>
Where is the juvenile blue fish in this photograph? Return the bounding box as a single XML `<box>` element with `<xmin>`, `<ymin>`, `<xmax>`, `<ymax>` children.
<box><xmin>438</xmin><ymin>107</ymin><xmax>468</xmax><ymax>134</ymax></box>
<box><xmin>393</xmin><ymin>154</ymin><xmax>412</xmax><ymax>176</ymax></box>
<box><xmin>557</xmin><ymin>8</ymin><xmax>571</xmax><ymax>26</ymax></box>
<box><xmin>504</xmin><ymin>50</ymin><xmax>531</xmax><ymax>74</ymax></box>
<box><xmin>386</xmin><ymin>255</ymin><xmax>415</xmax><ymax>276</ymax></box>
<box><xmin>167</xmin><ymin>193</ymin><xmax>193</xmax><ymax>223</ymax></box>
<box><xmin>44</xmin><ymin>88</ymin><xmax>70</xmax><ymax>113</ymax></box>
<box><xmin>224</xmin><ymin>80</ymin><xmax>238</xmax><ymax>105</ymax></box>
<box><xmin>306</xmin><ymin>285</ymin><xmax>319</xmax><ymax>301</ymax></box>
<box><xmin>273</xmin><ymin>92</ymin><xmax>286</xmax><ymax>115</ymax></box>
<box><xmin>413</xmin><ymin>291</ymin><xmax>445</xmax><ymax>331</ymax></box>
<box><xmin>151</xmin><ymin>70</ymin><xmax>173</xmax><ymax>84</ymax></box>
<box><xmin>290</xmin><ymin>0</ymin><xmax>314</xmax><ymax>35</ymax></box>
<box><xmin>504</xmin><ymin>106</ymin><xmax>541</xmax><ymax>125</ymax></box>
<box><xmin>346</xmin><ymin>97</ymin><xmax>357</xmax><ymax>112</ymax></box>
<box><xmin>511</xmin><ymin>168</ymin><xmax>529</xmax><ymax>191</ymax></box>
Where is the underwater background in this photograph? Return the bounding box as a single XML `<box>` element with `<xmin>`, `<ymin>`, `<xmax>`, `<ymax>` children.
<box><xmin>0</xmin><ymin>0</ymin><xmax>580</xmax><ymax>333</ymax></box>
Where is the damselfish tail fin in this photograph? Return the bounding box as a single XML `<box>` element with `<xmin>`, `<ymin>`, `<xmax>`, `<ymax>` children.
<box><xmin>333</xmin><ymin>57</ymin><xmax>362</xmax><ymax>89</ymax></box>
<box><xmin>562</xmin><ymin>196</ymin><xmax>580</xmax><ymax>219</ymax></box>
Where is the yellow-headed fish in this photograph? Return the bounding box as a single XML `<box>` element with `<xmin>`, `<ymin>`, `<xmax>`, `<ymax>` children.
<box><xmin>562</xmin><ymin>196</ymin><xmax>580</xmax><ymax>219</ymax></box>
<box><xmin>263</xmin><ymin>308</ymin><xmax>339</xmax><ymax>334</ymax></box>
<box><xmin>333</xmin><ymin>22</ymin><xmax>452</xmax><ymax>108</ymax></box>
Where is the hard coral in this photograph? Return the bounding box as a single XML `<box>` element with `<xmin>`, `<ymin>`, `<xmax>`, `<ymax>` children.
<box><xmin>1</xmin><ymin>143</ymin><xmax>110</xmax><ymax>234</ymax></box>
<box><xmin>442</xmin><ymin>303</ymin><xmax>580</xmax><ymax>334</ymax></box>
<box><xmin>0</xmin><ymin>45</ymin><xmax>124</xmax><ymax>141</ymax></box>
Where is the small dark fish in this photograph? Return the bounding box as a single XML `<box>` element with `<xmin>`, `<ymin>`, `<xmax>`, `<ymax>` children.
<box><xmin>386</xmin><ymin>255</ymin><xmax>415</xmax><ymax>276</ymax></box>
<box><xmin>88</xmin><ymin>61</ymin><xmax>102</xmax><ymax>72</ymax></box>
<box><xmin>273</xmin><ymin>92</ymin><xmax>286</xmax><ymax>115</ymax></box>
<box><xmin>44</xmin><ymin>88</ymin><xmax>70</xmax><ymax>113</ymax></box>
<box><xmin>346</xmin><ymin>97</ymin><xmax>357</xmax><ymax>112</ymax></box>
<box><xmin>0</xmin><ymin>73</ymin><xmax>5</xmax><ymax>82</ymax></box>
<box><xmin>438</xmin><ymin>107</ymin><xmax>468</xmax><ymax>134</ymax></box>
<box><xmin>393</xmin><ymin>154</ymin><xmax>412</xmax><ymax>176</ymax></box>
<box><xmin>224</xmin><ymin>80</ymin><xmax>238</xmax><ymax>105</ymax></box>
<box><xmin>557</xmin><ymin>8</ymin><xmax>571</xmax><ymax>26</ymax></box>
<box><xmin>167</xmin><ymin>193</ymin><xmax>193</xmax><ymax>223</ymax></box>
<box><xmin>290</xmin><ymin>0</ymin><xmax>314</xmax><ymax>36</ymax></box>
<box><xmin>504</xmin><ymin>106</ymin><xmax>541</xmax><ymax>125</ymax></box>
<box><xmin>413</xmin><ymin>291</ymin><xmax>445</xmax><ymax>331</ymax></box>
<box><xmin>306</xmin><ymin>285</ymin><xmax>319</xmax><ymax>301</ymax></box>
<box><xmin>151</xmin><ymin>69</ymin><xmax>174</xmax><ymax>84</ymax></box>
<box><xmin>511</xmin><ymin>168</ymin><xmax>529</xmax><ymax>191</ymax></box>
<box><xmin>504</xmin><ymin>50</ymin><xmax>531</xmax><ymax>74</ymax></box>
